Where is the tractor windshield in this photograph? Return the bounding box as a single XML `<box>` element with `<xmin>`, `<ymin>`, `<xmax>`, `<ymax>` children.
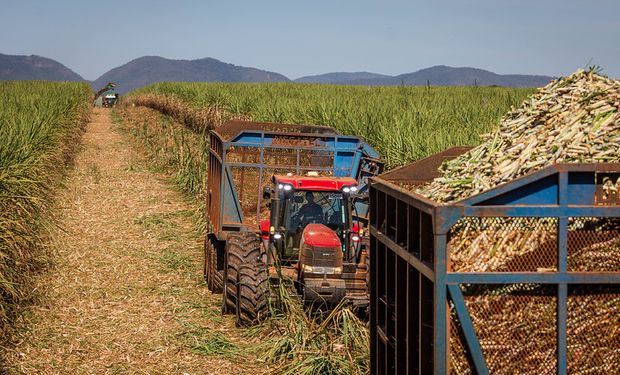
<box><xmin>280</xmin><ymin>190</ymin><xmax>348</xmax><ymax>259</ymax></box>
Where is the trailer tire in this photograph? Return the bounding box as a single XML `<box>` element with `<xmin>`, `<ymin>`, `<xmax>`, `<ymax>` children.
<box><xmin>204</xmin><ymin>235</ymin><xmax>223</xmax><ymax>293</ymax></box>
<box><xmin>204</xmin><ymin>237</ymin><xmax>212</xmax><ymax>284</ymax></box>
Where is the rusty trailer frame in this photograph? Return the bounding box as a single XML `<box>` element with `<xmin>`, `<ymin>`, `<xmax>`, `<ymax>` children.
<box><xmin>369</xmin><ymin>151</ymin><xmax>620</xmax><ymax>374</ymax></box>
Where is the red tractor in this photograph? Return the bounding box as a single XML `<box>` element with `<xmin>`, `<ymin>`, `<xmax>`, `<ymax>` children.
<box><xmin>204</xmin><ymin>120</ymin><xmax>382</xmax><ymax>325</ymax></box>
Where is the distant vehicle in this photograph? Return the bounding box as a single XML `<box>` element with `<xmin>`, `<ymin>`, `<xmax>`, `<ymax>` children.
<box><xmin>102</xmin><ymin>92</ymin><xmax>119</xmax><ymax>107</ymax></box>
<box><xmin>93</xmin><ymin>82</ymin><xmax>119</xmax><ymax>107</ymax></box>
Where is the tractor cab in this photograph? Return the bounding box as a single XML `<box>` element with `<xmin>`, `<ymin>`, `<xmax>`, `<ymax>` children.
<box><xmin>262</xmin><ymin>174</ymin><xmax>361</xmax><ymax>303</ymax></box>
<box><xmin>265</xmin><ymin>174</ymin><xmax>359</xmax><ymax>261</ymax></box>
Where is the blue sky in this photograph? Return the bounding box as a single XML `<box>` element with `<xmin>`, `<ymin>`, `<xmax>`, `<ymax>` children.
<box><xmin>1</xmin><ymin>0</ymin><xmax>618</xmax><ymax>80</ymax></box>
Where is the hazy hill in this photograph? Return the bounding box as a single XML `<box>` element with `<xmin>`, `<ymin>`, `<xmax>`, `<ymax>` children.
<box><xmin>92</xmin><ymin>56</ymin><xmax>290</xmax><ymax>94</ymax></box>
<box><xmin>0</xmin><ymin>52</ymin><xmax>555</xmax><ymax>92</ymax></box>
<box><xmin>295</xmin><ymin>72</ymin><xmax>390</xmax><ymax>84</ymax></box>
<box><xmin>0</xmin><ymin>53</ymin><xmax>84</xmax><ymax>81</ymax></box>
<box><xmin>345</xmin><ymin>65</ymin><xmax>554</xmax><ymax>87</ymax></box>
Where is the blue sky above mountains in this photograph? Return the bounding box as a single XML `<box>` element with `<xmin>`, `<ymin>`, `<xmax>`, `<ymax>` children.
<box><xmin>1</xmin><ymin>0</ymin><xmax>618</xmax><ymax>80</ymax></box>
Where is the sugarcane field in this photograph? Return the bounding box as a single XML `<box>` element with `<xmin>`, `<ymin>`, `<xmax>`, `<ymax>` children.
<box><xmin>1</xmin><ymin>2</ymin><xmax>619</xmax><ymax>374</ymax></box>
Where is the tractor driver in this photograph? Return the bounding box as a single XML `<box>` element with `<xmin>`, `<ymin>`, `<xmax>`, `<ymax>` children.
<box><xmin>297</xmin><ymin>191</ymin><xmax>323</xmax><ymax>225</ymax></box>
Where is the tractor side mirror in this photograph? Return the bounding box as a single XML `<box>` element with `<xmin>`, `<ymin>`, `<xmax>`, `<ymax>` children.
<box><xmin>259</xmin><ymin>219</ymin><xmax>270</xmax><ymax>240</ymax></box>
<box><xmin>263</xmin><ymin>187</ymin><xmax>271</xmax><ymax>200</ymax></box>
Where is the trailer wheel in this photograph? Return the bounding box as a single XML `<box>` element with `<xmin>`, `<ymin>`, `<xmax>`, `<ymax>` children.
<box><xmin>204</xmin><ymin>236</ymin><xmax>212</xmax><ymax>283</ymax></box>
<box><xmin>204</xmin><ymin>235</ymin><xmax>223</xmax><ymax>293</ymax></box>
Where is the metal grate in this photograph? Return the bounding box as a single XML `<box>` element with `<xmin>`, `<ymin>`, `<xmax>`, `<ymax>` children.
<box><xmin>448</xmin><ymin>217</ymin><xmax>558</xmax><ymax>272</ymax></box>
<box><xmin>567</xmin><ymin>217</ymin><xmax>620</xmax><ymax>272</ymax></box>
<box><xmin>567</xmin><ymin>285</ymin><xmax>620</xmax><ymax>373</ymax></box>
<box><xmin>227</xmin><ymin>146</ymin><xmax>260</xmax><ymax>164</ymax></box>
<box><xmin>463</xmin><ymin>284</ymin><xmax>557</xmax><ymax>375</ymax></box>
<box><xmin>270</xmin><ymin>134</ymin><xmax>327</xmax><ymax>148</ymax></box>
<box><xmin>214</xmin><ymin>120</ymin><xmax>336</xmax><ymax>141</ymax></box>
<box><xmin>264</xmin><ymin>147</ymin><xmax>297</xmax><ymax>167</ymax></box>
<box><xmin>449</xmin><ymin>309</ymin><xmax>472</xmax><ymax>375</ymax></box>
<box><xmin>230</xmin><ymin>166</ymin><xmax>261</xmax><ymax>224</ymax></box>
<box><xmin>299</xmin><ymin>148</ymin><xmax>334</xmax><ymax>168</ymax></box>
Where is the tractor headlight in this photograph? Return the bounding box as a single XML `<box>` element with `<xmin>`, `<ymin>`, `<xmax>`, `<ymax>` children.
<box><xmin>278</xmin><ymin>183</ymin><xmax>293</xmax><ymax>191</ymax></box>
<box><xmin>342</xmin><ymin>186</ymin><xmax>358</xmax><ymax>193</ymax></box>
<box><xmin>273</xmin><ymin>232</ymin><xmax>283</xmax><ymax>240</ymax></box>
<box><xmin>351</xmin><ymin>233</ymin><xmax>361</xmax><ymax>254</ymax></box>
<box><xmin>302</xmin><ymin>265</ymin><xmax>342</xmax><ymax>274</ymax></box>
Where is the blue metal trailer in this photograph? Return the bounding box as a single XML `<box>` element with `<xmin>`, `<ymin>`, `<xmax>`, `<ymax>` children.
<box><xmin>207</xmin><ymin>121</ymin><xmax>383</xmax><ymax>240</ymax></box>
<box><xmin>204</xmin><ymin>120</ymin><xmax>382</xmax><ymax>312</ymax></box>
<box><xmin>369</xmin><ymin>148</ymin><xmax>620</xmax><ymax>374</ymax></box>
<box><xmin>207</xmin><ymin>120</ymin><xmax>382</xmax><ymax>237</ymax></box>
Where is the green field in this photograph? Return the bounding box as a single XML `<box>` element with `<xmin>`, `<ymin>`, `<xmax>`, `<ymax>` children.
<box><xmin>133</xmin><ymin>82</ymin><xmax>535</xmax><ymax>169</ymax></box>
<box><xmin>0</xmin><ymin>81</ymin><xmax>90</xmax><ymax>340</ymax></box>
<box><xmin>119</xmin><ymin>82</ymin><xmax>543</xmax><ymax>374</ymax></box>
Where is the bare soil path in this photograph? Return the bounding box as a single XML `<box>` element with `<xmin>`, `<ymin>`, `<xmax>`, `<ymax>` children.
<box><xmin>6</xmin><ymin>108</ymin><xmax>260</xmax><ymax>374</ymax></box>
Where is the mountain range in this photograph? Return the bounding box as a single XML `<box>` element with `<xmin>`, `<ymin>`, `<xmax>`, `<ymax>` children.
<box><xmin>296</xmin><ymin>66</ymin><xmax>553</xmax><ymax>88</ymax></box>
<box><xmin>294</xmin><ymin>72</ymin><xmax>391</xmax><ymax>84</ymax></box>
<box><xmin>0</xmin><ymin>53</ymin><xmax>554</xmax><ymax>93</ymax></box>
<box><xmin>0</xmin><ymin>53</ymin><xmax>83</xmax><ymax>81</ymax></box>
<box><xmin>91</xmin><ymin>56</ymin><xmax>289</xmax><ymax>94</ymax></box>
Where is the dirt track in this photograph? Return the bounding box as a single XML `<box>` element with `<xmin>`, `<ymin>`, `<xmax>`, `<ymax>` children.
<box><xmin>6</xmin><ymin>108</ymin><xmax>261</xmax><ymax>374</ymax></box>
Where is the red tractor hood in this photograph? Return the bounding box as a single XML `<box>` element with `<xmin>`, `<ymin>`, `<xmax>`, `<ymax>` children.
<box><xmin>302</xmin><ymin>223</ymin><xmax>341</xmax><ymax>247</ymax></box>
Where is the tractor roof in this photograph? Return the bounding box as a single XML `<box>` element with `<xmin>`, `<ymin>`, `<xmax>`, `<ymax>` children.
<box><xmin>214</xmin><ymin>120</ymin><xmax>337</xmax><ymax>142</ymax></box>
<box><xmin>273</xmin><ymin>174</ymin><xmax>357</xmax><ymax>191</ymax></box>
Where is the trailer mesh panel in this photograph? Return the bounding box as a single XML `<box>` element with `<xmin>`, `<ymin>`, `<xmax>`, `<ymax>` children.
<box><xmin>567</xmin><ymin>217</ymin><xmax>620</xmax><ymax>272</ymax></box>
<box><xmin>567</xmin><ymin>285</ymin><xmax>620</xmax><ymax>373</ymax></box>
<box><xmin>448</xmin><ymin>217</ymin><xmax>558</xmax><ymax>273</ymax></box>
<box><xmin>461</xmin><ymin>285</ymin><xmax>557</xmax><ymax>374</ymax></box>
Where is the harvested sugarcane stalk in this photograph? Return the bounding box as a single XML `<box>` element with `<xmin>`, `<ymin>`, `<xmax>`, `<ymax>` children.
<box><xmin>450</xmin><ymin>286</ymin><xmax>620</xmax><ymax>374</ymax></box>
<box><xmin>417</xmin><ymin>69</ymin><xmax>620</xmax><ymax>203</ymax></box>
<box><xmin>425</xmin><ymin>69</ymin><xmax>620</xmax><ymax>373</ymax></box>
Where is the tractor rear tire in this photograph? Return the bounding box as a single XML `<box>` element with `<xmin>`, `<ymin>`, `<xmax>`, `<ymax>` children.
<box><xmin>222</xmin><ymin>232</ymin><xmax>258</xmax><ymax>315</ymax></box>
<box><xmin>204</xmin><ymin>235</ymin><xmax>223</xmax><ymax>293</ymax></box>
<box><xmin>222</xmin><ymin>241</ymin><xmax>237</xmax><ymax>315</ymax></box>
<box><xmin>221</xmin><ymin>232</ymin><xmax>268</xmax><ymax>325</ymax></box>
<box><xmin>236</xmin><ymin>259</ymin><xmax>269</xmax><ymax>326</ymax></box>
